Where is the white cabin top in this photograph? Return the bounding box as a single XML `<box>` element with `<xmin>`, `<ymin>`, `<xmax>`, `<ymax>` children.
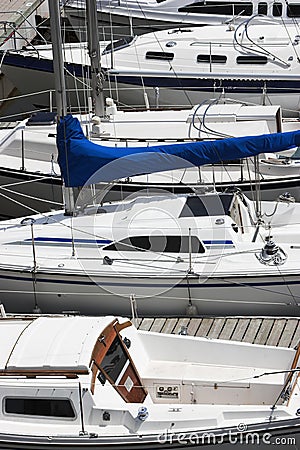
<box><xmin>0</xmin><ymin>316</ymin><xmax>118</xmax><ymax>373</ymax></box>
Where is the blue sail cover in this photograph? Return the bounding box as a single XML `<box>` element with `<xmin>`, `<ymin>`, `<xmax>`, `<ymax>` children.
<box><xmin>57</xmin><ymin>114</ymin><xmax>300</xmax><ymax>187</ymax></box>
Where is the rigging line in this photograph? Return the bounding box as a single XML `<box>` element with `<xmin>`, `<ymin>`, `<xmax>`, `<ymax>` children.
<box><xmin>183</xmin><ymin>369</ymin><xmax>300</xmax><ymax>386</ymax></box>
<box><xmin>145</xmin><ymin>29</ymin><xmax>195</xmax><ymax>108</ymax></box>
<box><xmin>98</xmin><ymin>246</ymin><xmax>277</xmax><ymax>274</ymax></box>
<box><xmin>274</xmin><ymin>264</ymin><xmax>298</xmax><ymax>306</ymax></box>
<box><xmin>0</xmin><ymin>87</ymin><xmax>54</xmax><ymax>104</ymax></box>
<box><xmin>0</xmin><ymin>186</ymin><xmax>63</xmax><ymax>206</ymax></box>
<box><xmin>209</xmin><ymin>274</ymin><xmax>300</xmax><ymax>300</ymax></box>
<box><xmin>190</xmin><ymin>96</ymin><xmax>278</xmax><ymax>190</ymax></box>
<box><xmin>234</xmin><ymin>15</ymin><xmax>289</xmax><ymax>65</ymax></box>
<box><xmin>243</xmin><ymin>15</ymin><xmax>291</xmax><ymax>66</ymax></box>
<box><xmin>63</xmin><ymin>39</ymin><xmax>80</xmax><ymax>114</ymax></box>
<box><xmin>280</xmin><ymin>11</ymin><xmax>300</xmax><ymax>62</ymax></box>
<box><xmin>131</xmin><ymin>33</ymin><xmax>148</xmax><ymax>102</ymax></box>
<box><xmin>0</xmin><ymin>176</ymin><xmax>59</xmax><ymax>189</ymax></box>
<box><xmin>63</xmin><ymin>67</ymin><xmax>90</xmax><ymax>89</ymax></box>
<box><xmin>194</xmin><ymin>98</ymin><xmax>246</xmax><ymax>187</ymax></box>
<box><xmin>108</xmin><ymin>257</ymin><xmax>199</xmax><ymax>275</ymax></box>
<box><xmin>113</xmin><ymin>366</ymin><xmax>298</xmax><ymax>390</ymax></box>
<box><xmin>0</xmin><ymin>191</ymin><xmax>56</xmax><ymax>214</ymax></box>
<box><xmin>263</xmin><ymin>201</ymin><xmax>279</xmax><ymax>217</ymax></box>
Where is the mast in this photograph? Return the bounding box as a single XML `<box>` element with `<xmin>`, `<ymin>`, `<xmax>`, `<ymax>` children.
<box><xmin>48</xmin><ymin>0</ymin><xmax>75</xmax><ymax>215</ymax></box>
<box><xmin>48</xmin><ymin>0</ymin><xmax>67</xmax><ymax>118</ymax></box>
<box><xmin>86</xmin><ymin>0</ymin><xmax>105</xmax><ymax>117</ymax></box>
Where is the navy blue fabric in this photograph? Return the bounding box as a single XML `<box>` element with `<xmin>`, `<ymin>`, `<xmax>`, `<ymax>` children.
<box><xmin>57</xmin><ymin>114</ymin><xmax>300</xmax><ymax>187</ymax></box>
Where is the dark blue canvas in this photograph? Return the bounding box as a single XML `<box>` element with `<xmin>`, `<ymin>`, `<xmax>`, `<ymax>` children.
<box><xmin>57</xmin><ymin>114</ymin><xmax>300</xmax><ymax>187</ymax></box>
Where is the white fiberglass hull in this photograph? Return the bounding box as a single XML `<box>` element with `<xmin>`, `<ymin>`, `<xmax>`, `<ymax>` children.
<box><xmin>0</xmin><ymin>267</ymin><xmax>299</xmax><ymax>316</ymax></box>
<box><xmin>0</xmin><ymin>419</ymin><xmax>299</xmax><ymax>449</ymax></box>
<box><xmin>106</xmin><ymin>80</ymin><xmax>300</xmax><ymax>118</ymax></box>
<box><xmin>2</xmin><ymin>53</ymin><xmax>300</xmax><ymax>117</ymax></box>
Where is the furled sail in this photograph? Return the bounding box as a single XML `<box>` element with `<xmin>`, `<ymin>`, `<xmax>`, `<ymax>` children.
<box><xmin>57</xmin><ymin>114</ymin><xmax>300</xmax><ymax>187</ymax></box>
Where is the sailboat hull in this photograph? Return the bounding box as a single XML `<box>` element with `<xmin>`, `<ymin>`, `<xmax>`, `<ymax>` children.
<box><xmin>2</xmin><ymin>51</ymin><xmax>300</xmax><ymax>117</ymax></box>
<box><xmin>106</xmin><ymin>77</ymin><xmax>300</xmax><ymax>118</ymax></box>
<box><xmin>0</xmin><ymin>267</ymin><xmax>299</xmax><ymax>316</ymax></box>
<box><xmin>0</xmin><ymin>419</ymin><xmax>299</xmax><ymax>449</ymax></box>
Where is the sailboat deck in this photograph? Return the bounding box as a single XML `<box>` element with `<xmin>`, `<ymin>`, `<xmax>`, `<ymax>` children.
<box><xmin>137</xmin><ymin>317</ymin><xmax>300</xmax><ymax>348</ymax></box>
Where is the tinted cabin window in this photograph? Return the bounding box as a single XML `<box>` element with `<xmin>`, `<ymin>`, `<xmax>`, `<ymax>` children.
<box><xmin>236</xmin><ymin>55</ymin><xmax>268</xmax><ymax>64</ymax></box>
<box><xmin>145</xmin><ymin>51</ymin><xmax>174</xmax><ymax>61</ymax></box>
<box><xmin>258</xmin><ymin>2</ymin><xmax>268</xmax><ymax>14</ymax></box>
<box><xmin>180</xmin><ymin>194</ymin><xmax>233</xmax><ymax>217</ymax></box>
<box><xmin>102</xmin><ymin>36</ymin><xmax>134</xmax><ymax>55</ymax></box>
<box><xmin>104</xmin><ymin>235</ymin><xmax>205</xmax><ymax>253</ymax></box>
<box><xmin>197</xmin><ymin>54</ymin><xmax>227</xmax><ymax>63</ymax></box>
<box><xmin>100</xmin><ymin>336</ymin><xmax>128</xmax><ymax>382</ymax></box>
<box><xmin>287</xmin><ymin>4</ymin><xmax>300</xmax><ymax>16</ymax></box>
<box><xmin>5</xmin><ymin>398</ymin><xmax>75</xmax><ymax>418</ymax></box>
<box><xmin>273</xmin><ymin>2</ymin><xmax>282</xmax><ymax>15</ymax></box>
<box><xmin>234</xmin><ymin>3</ymin><xmax>253</xmax><ymax>15</ymax></box>
<box><xmin>179</xmin><ymin>2</ymin><xmax>252</xmax><ymax>15</ymax></box>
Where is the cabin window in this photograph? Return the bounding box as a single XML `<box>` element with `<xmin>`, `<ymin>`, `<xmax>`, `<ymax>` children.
<box><xmin>258</xmin><ymin>2</ymin><xmax>268</xmax><ymax>14</ymax></box>
<box><xmin>145</xmin><ymin>51</ymin><xmax>174</xmax><ymax>61</ymax></box>
<box><xmin>100</xmin><ymin>336</ymin><xmax>128</xmax><ymax>383</ymax></box>
<box><xmin>102</xmin><ymin>36</ymin><xmax>134</xmax><ymax>55</ymax></box>
<box><xmin>104</xmin><ymin>235</ymin><xmax>205</xmax><ymax>253</ymax></box>
<box><xmin>179</xmin><ymin>2</ymin><xmax>253</xmax><ymax>16</ymax></box>
<box><xmin>233</xmin><ymin>3</ymin><xmax>253</xmax><ymax>15</ymax></box>
<box><xmin>180</xmin><ymin>194</ymin><xmax>234</xmax><ymax>217</ymax></box>
<box><xmin>236</xmin><ymin>55</ymin><xmax>268</xmax><ymax>64</ymax></box>
<box><xmin>4</xmin><ymin>398</ymin><xmax>75</xmax><ymax>418</ymax></box>
<box><xmin>287</xmin><ymin>4</ymin><xmax>300</xmax><ymax>16</ymax></box>
<box><xmin>272</xmin><ymin>2</ymin><xmax>282</xmax><ymax>16</ymax></box>
<box><xmin>197</xmin><ymin>54</ymin><xmax>227</xmax><ymax>63</ymax></box>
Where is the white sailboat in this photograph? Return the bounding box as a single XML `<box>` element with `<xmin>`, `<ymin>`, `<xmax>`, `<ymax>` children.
<box><xmin>1</xmin><ymin>100</ymin><xmax>300</xmax><ymax>219</ymax></box>
<box><xmin>0</xmin><ymin>314</ymin><xmax>300</xmax><ymax>448</ymax></box>
<box><xmin>2</xmin><ymin>17</ymin><xmax>300</xmax><ymax>115</ymax></box>
<box><xmin>0</xmin><ymin>114</ymin><xmax>299</xmax><ymax>316</ymax></box>
<box><xmin>102</xmin><ymin>17</ymin><xmax>300</xmax><ymax>114</ymax></box>
<box><xmin>63</xmin><ymin>0</ymin><xmax>300</xmax><ymax>40</ymax></box>
<box><xmin>0</xmin><ymin>1</ymin><xmax>299</xmax><ymax>317</ymax></box>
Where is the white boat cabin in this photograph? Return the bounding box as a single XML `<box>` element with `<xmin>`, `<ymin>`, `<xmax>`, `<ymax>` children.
<box><xmin>0</xmin><ymin>315</ymin><xmax>299</xmax><ymax>442</ymax></box>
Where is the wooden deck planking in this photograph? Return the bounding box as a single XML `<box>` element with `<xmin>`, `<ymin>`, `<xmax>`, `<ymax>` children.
<box><xmin>218</xmin><ymin>318</ymin><xmax>238</xmax><ymax>340</ymax></box>
<box><xmin>161</xmin><ymin>318</ymin><xmax>178</xmax><ymax>334</ymax></box>
<box><xmin>187</xmin><ymin>318</ymin><xmax>202</xmax><ymax>336</ymax></box>
<box><xmin>206</xmin><ymin>318</ymin><xmax>226</xmax><ymax>339</ymax></box>
<box><xmin>253</xmin><ymin>319</ymin><xmax>275</xmax><ymax>345</ymax></box>
<box><xmin>242</xmin><ymin>318</ymin><xmax>263</xmax><ymax>343</ymax></box>
<box><xmin>149</xmin><ymin>318</ymin><xmax>166</xmax><ymax>333</ymax></box>
<box><xmin>137</xmin><ymin>317</ymin><xmax>300</xmax><ymax>348</ymax></box>
<box><xmin>278</xmin><ymin>319</ymin><xmax>299</xmax><ymax>348</ymax></box>
<box><xmin>138</xmin><ymin>318</ymin><xmax>154</xmax><ymax>331</ymax></box>
<box><xmin>266</xmin><ymin>319</ymin><xmax>287</xmax><ymax>347</ymax></box>
<box><xmin>290</xmin><ymin>321</ymin><xmax>300</xmax><ymax>348</ymax></box>
<box><xmin>196</xmin><ymin>318</ymin><xmax>214</xmax><ymax>337</ymax></box>
<box><xmin>173</xmin><ymin>318</ymin><xmax>190</xmax><ymax>334</ymax></box>
<box><xmin>230</xmin><ymin>318</ymin><xmax>251</xmax><ymax>342</ymax></box>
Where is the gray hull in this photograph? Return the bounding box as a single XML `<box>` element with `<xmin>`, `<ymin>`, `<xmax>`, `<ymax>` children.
<box><xmin>0</xmin><ymin>268</ymin><xmax>299</xmax><ymax>317</ymax></box>
<box><xmin>0</xmin><ymin>419</ymin><xmax>299</xmax><ymax>449</ymax></box>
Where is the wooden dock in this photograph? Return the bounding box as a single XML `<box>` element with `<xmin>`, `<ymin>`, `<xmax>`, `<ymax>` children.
<box><xmin>137</xmin><ymin>317</ymin><xmax>300</xmax><ymax>348</ymax></box>
<box><xmin>0</xmin><ymin>0</ymin><xmax>46</xmax><ymax>49</ymax></box>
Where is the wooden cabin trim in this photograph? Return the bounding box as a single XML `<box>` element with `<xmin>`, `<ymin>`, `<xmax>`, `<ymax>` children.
<box><xmin>89</xmin><ymin>319</ymin><xmax>147</xmax><ymax>402</ymax></box>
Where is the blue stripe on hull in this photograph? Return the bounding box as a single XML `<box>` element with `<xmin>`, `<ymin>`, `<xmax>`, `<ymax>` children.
<box><xmin>2</xmin><ymin>52</ymin><xmax>300</xmax><ymax>95</ymax></box>
<box><xmin>109</xmin><ymin>75</ymin><xmax>300</xmax><ymax>94</ymax></box>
